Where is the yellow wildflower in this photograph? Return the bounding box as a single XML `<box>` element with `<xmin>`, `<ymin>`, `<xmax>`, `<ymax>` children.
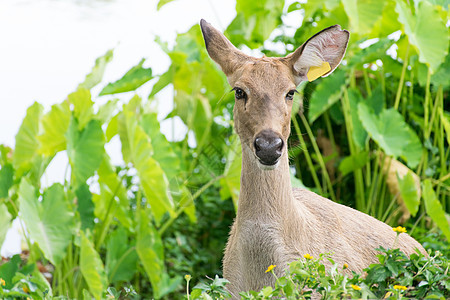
<box><xmin>393</xmin><ymin>285</ymin><xmax>407</xmax><ymax>291</ymax></box>
<box><xmin>303</xmin><ymin>254</ymin><xmax>314</xmax><ymax>260</ymax></box>
<box><xmin>265</xmin><ymin>264</ymin><xmax>276</xmax><ymax>273</ymax></box>
<box><xmin>392</xmin><ymin>226</ymin><xmax>407</xmax><ymax>233</ymax></box>
<box><xmin>343</xmin><ymin>263</ymin><xmax>349</xmax><ymax>269</ymax></box>
<box><xmin>185</xmin><ymin>274</ymin><xmax>192</xmax><ymax>281</ymax></box>
<box><xmin>0</xmin><ymin>278</ymin><xmax>5</xmax><ymax>286</ymax></box>
<box><xmin>23</xmin><ymin>285</ymin><xmax>30</xmax><ymax>293</ymax></box>
<box><xmin>351</xmin><ymin>284</ymin><xmax>361</xmax><ymax>291</ymax></box>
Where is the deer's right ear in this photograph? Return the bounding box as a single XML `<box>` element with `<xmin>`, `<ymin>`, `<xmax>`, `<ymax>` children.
<box><xmin>200</xmin><ymin>19</ymin><xmax>249</xmax><ymax>76</ymax></box>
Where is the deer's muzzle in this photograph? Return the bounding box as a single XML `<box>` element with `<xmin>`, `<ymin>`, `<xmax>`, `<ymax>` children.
<box><xmin>254</xmin><ymin>130</ymin><xmax>283</xmax><ymax>166</ymax></box>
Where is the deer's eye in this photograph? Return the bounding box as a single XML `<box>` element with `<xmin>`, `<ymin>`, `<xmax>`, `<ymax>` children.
<box><xmin>286</xmin><ymin>90</ymin><xmax>297</xmax><ymax>101</ymax></box>
<box><xmin>233</xmin><ymin>87</ymin><xmax>247</xmax><ymax>100</ymax></box>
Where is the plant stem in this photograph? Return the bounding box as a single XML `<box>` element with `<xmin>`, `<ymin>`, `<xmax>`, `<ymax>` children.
<box><xmin>341</xmin><ymin>88</ymin><xmax>365</xmax><ymax>210</ymax></box>
<box><xmin>394</xmin><ymin>44</ymin><xmax>409</xmax><ymax>110</ymax></box>
<box><xmin>292</xmin><ymin>116</ymin><xmax>323</xmax><ymax>194</ymax></box>
<box><xmin>299</xmin><ymin>114</ymin><xmax>336</xmax><ymax>201</ymax></box>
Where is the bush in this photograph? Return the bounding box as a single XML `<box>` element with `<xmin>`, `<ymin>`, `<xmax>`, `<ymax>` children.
<box><xmin>189</xmin><ymin>247</ymin><xmax>450</xmax><ymax>300</ymax></box>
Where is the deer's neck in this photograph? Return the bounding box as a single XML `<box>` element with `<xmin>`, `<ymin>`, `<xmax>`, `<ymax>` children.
<box><xmin>236</xmin><ymin>145</ymin><xmax>296</xmax><ymax>222</ymax></box>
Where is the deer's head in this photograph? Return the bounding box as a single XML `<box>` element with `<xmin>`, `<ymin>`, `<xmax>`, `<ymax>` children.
<box><xmin>200</xmin><ymin>19</ymin><xmax>349</xmax><ymax>170</ymax></box>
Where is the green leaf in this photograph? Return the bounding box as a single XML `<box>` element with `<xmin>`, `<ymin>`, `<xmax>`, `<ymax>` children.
<box><xmin>440</xmin><ymin>109</ymin><xmax>450</xmax><ymax>146</ymax></box>
<box><xmin>422</xmin><ymin>180</ymin><xmax>450</xmax><ymax>241</ymax></box>
<box><xmin>136</xmin><ymin>210</ymin><xmax>165</xmax><ymax>298</ymax></box>
<box><xmin>80</xmin><ymin>231</ymin><xmax>108</xmax><ymax>300</ymax></box>
<box><xmin>358</xmin><ymin>104</ymin><xmax>422</xmax><ymax>168</ymax></box>
<box><xmin>96</xmin><ymin>99</ymin><xmax>119</xmax><ymax>125</ymax></box>
<box><xmin>397</xmin><ymin>171</ymin><xmax>420</xmax><ymax>217</ymax></box>
<box><xmin>290</xmin><ymin>170</ymin><xmax>308</xmax><ymax>190</ymax></box>
<box><xmin>0</xmin><ymin>254</ymin><xmax>20</xmax><ymax>288</ymax></box>
<box><xmin>38</xmin><ymin>101</ymin><xmax>71</xmax><ymax>156</ymax></box>
<box><xmin>342</xmin><ymin>0</ymin><xmax>385</xmax><ymax>34</ymax></box>
<box><xmin>149</xmin><ymin>66</ymin><xmax>175</xmax><ymax>99</ymax></box>
<box><xmin>118</xmin><ymin>109</ymin><xmax>174</xmax><ymax>224</ymax></box>
<box><xmin>96</xmin><ymin>157</ymin><xmax>132</xmax><ymax>229</ymax></box>
<box><xmin>0</xmin><ymin>202</ymin><xmax>12</xmax><ymax>247</ymax></box>
<box><xmin>226</xmin><ymin>0</ymin><xmax>284</xmax><ymax>48</ymax></box>
<box><xmin>140</xmin><ymin>113</ymin><xmax>180</xmax><ymax>180</ymax></box>
<box><xmin>13</xmin><ymin>102</ymin><xmax>43</xmax><ymax>172</ymax></box>
<box><xmin>157</xmin><ymin>0</ymin><xmax>176</xmax><ymax>10</ymax></box>
<box><xmin>106</xmin><ymin>227</ymin><xmax>138</xmax><ymax>283</ymax></box>
<box><xmin>348</xmin><ymin>39</ymin><xmax>394</xmax><ymax>68</ymax></box>
<box><xmin>76</xmin><ymin>183</ymin><xmax>95</xmax><ymax>230</ymax></box>
<box><xmin>100</xmin><ymin>59</ymin><xmax>153</xmax><ymax>95</ymax></box>
<box><xmin>220</xmin><ymin>137</ymin><xmax>241</xmax><ymax>210</ymax></box>
<box><xmin>68</xmin><ymin>88</ymin><xmax>94</xmax><ymax>130</ymax></box>
<box><xmin>347</xmin><ymin>88</ymin><xmax>368</xmax><ymax>149</ymax></box>
<box><xmin>18</xmin><ymin>179</ymin><xmax>75</xmax><ymax>265</ymax></box>
<box><xmin>0</xmin><ymin>163</ymin><xmax>14</xmax><ymax>198</ymax></box>
<box><xmin>395</xmin><ymin>0</ymin><xmax>448</xmax><ymax>73</ymax></box>
<box><xmin>338</xmin><ymin>151</ymin><xmax>370</xmax><ymax>176</ymax></box>
<box><xmin>308</xmin><ymin>69</ymin><xmax>346</xmax><ymax>123</ymax></box>
<box><xmin>66</xmin><ymin>117</ymin><xmax>105</xmax><ymax>185</ymax></box>
<box><xmin>79</xmin><ymin>49</ymin><xmax>114</xmax><ymax>90</ymax></box>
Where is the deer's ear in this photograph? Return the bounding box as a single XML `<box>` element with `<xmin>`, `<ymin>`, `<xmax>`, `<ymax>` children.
<box><xmin>286</xmin><ymin>25</ymin><xmax>349</xmax><ymax>85</ymax></box>
<box><xmin>200</xmin><ymin>19</ymin><xmax>249</xmax><ymax>76</ymax></box>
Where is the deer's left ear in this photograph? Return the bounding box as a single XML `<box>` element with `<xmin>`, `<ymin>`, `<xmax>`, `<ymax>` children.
<box><xmin>285</xmin><ymin>25</ymin><xmax>349</xmax><ymax>85</ymax></box>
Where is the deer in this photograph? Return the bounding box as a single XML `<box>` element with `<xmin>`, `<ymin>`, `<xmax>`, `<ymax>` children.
<box><xmin>199</xmin><ymin>19</ymin><xmax>426</xmax><ymax>298</ymax></box>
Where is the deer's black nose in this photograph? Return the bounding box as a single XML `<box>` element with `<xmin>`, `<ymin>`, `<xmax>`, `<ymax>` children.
<box><xmin>254</xmin><ymin>130</ymin><xmax>283</xmax><ymax>166</ymax></box>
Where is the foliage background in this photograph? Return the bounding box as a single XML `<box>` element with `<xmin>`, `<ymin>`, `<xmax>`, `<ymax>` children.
<box><xmin>0</xmin><ymin>0</ymin><xmax>449</xmax><ymax>299</ymax></box>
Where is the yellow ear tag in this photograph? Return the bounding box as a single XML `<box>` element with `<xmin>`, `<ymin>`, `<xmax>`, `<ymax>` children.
<box><xmin>307</xmin><ymin>61</ymin><xmax>331</xmax><ymax>82</ymax></box>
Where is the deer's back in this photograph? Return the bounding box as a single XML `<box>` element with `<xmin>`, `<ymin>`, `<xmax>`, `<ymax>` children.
<box><xmin>292</xmin><ymin>188</ymin><xmax>426</xmax><ymax>272</ymax></box>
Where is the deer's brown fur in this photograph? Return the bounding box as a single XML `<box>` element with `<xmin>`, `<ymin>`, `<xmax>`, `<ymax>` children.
<box><xmin>200</xmin><ymin>19</ymin><xmax>426</xmax><ymax>298</ymax></box>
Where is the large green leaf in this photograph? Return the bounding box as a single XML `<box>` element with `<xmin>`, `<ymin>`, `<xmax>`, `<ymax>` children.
<box><xmin>18</xmin><ymin>179</ymin><xmax>75</xmax><ymax>265</ymax></box>
<box><xmin>220</xmin><ymin>137</ymin><xmax>241</xmax><ymax>210</ymax></box>
<box><xmin>0</xmin><ymin>203</ymin><xmax>12</xmax><ymax>247</ymax></box>
<box><xmin>347</xmin><ymin>88</ymin><xmax>368</xmax><ymax>149</ymax></box>
<box><xmin>78</xmin><ymin>49</ymin><xmax>114</xmax><ymax>90</ymax></box>
<box><xmin>395</xmin><ymin>0</ymin><xmax>448</xmax><ymax>73</ymax></box>
<box><xmin>66</xmin><ymin>117</ymin><xmax>105</xmax><ymax>185</ymax></box>
<box><xmin>422</xmin><ymin>179</ymin><xmax>450</xmax><ymax>240</ymax></box>
<box><xmin>38</xmin><ymin>101</ymin><xmax>71</xmax><ymax>156</ymax></box>
<box><xmin>342</xmin><ymin>0</ymin><xmax>385</xmax><ymax>35</ymax></box>
<box><xmin>80</xmin><ymin>231</ymin><xmax>108</xmax><ymax>300</ymax></box>
<box><xmin>226</xmin><ymin>0</ymin><xmax>284</xmax><ymax>48</ymax></box>
<box><xmin>118</xmin><ymin>109</ymin><xmax>174</xmax><ymax>224</ymax></box>
<box><xmin>0</xmin><ymin>164</ymin><xmax>14</xmax><ymax>198</ymax></box>
<box><xmin>358</xmin><ymin>103</ymin><xmax>422</xmax><ymax>168</ymax></box>
<box><xmin>140</xmin><ymin>113</ymin><xmax>180</xmax><ymax>180</ymax></box>
<box><xmin>348</xmin><ymin>39</ymin><xmax>394</xmax><ymax>68</ymax></box>
<box><xmin>105</xmin><ymin>227</ymin><xmax>138</xmax><ymax>283</ymax></box>
<box><xmin>68</xmin><ymin>88</ymin><xmax>94</xmax><ymax>130</ymax></box>
<box><xmin>369</xmin><ymin>0</ymin><xmax>402</xmax><ymax>38</ymax></box>
<box><xmin>136</xmin><ymin>210</ymin><xmax>180</xmax><ymax>299</ymax></box>
<box><xmin>13</xmin><ymin>102</ymin><xmax>43</xmax><ymax>172</ymax></box>
<box><xmin>96</xmin><ymin>157</ymin><xmax>132</xmax><ymax>229</ymax></box>
<box><xmin>157</xmin><ymin>0</ymin><xmax>175</xmax><ymax>10</ymax></box>
<box><xmin>338</xmin><ymin>151</ymin><xmax>370</xmax><ymax>176</ymax></box>
<box><xmin>308</xmin><ymin>69</ymin><xmax>346</xmax><ymax>123</ymax></box>
<box><xmin>397</xmin><ymin>171</ymin><xmax>420</xmax><ymax>217</ymax></box>
<box><xmin>136</xmin><ymin>210</ymin><xmax>165</xmax><ymax>298</ymax></box>
<box><xmin>100</xmin><ymin>59</ymin><xmax>153</xmax><ymax>95</ymax></box>
<box><xmin>148</xmin><ymin>66</ymin><xmax>175</xmax><ymax>99</ymax></box>
<box><xmin>76</xmin><ymin>183</ymin><xmax>95</xmax><ymax>230</ymax></box>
